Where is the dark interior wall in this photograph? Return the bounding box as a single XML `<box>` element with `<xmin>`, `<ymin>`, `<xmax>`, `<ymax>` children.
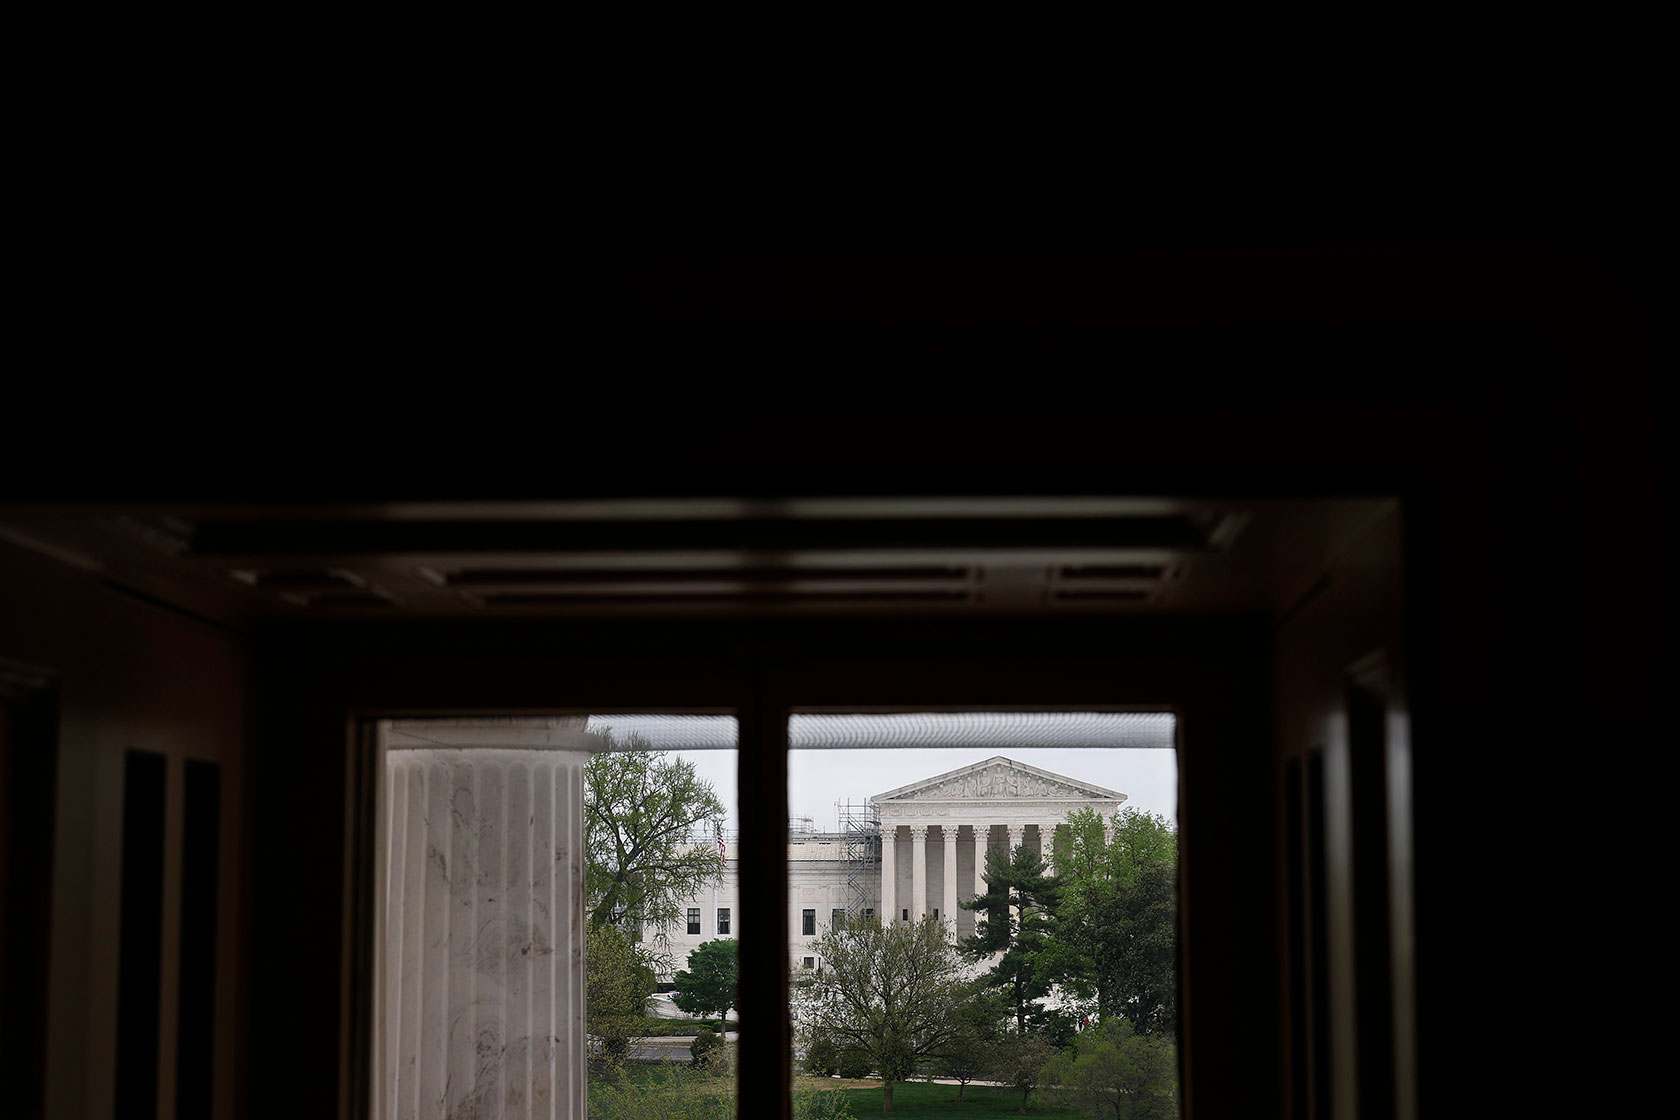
<box><xmin>4</xmin><ymin>246</ymin><xmax>1660</xmax><ymax>1120</ymax></box>
<box><xmin>0</xmin><ymin>539</ymin><xmax>251</xmax><ymax>1120</ymax></box>
<box><xmin>1273</xmin><ymin>504</ymin><xmax>1409</xmax><ymax>1120</ymax></box>
<box><xmin>250</xmin><ymin>616</ymin><xmax>1273</xmax><ymax>1120</ymax></box>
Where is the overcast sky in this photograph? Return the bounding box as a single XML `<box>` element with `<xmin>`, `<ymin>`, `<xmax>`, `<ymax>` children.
<box><xmin>672</xmin><ymin>747</ymin><xmax>1178</xmax><ymax>835</ymax></box>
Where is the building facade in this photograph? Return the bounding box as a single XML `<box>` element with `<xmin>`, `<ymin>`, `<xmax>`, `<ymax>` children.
<box><xmin>656</xmin><ymin>755</ymin><xmax>1126</xmax><ymax>978</ymax></box>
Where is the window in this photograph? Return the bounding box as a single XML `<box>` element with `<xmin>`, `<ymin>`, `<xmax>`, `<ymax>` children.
<box><xmin>687</xmin><ymin>908</ymin><xmax>701</xmax><ymax>935</ymax></box>
<box><xmin>802</xmin><ymin>956</ymin><xmax>815</xmax><ymax>970</ymax></box>
<box><xmin>864</xmin><ymin>908</ymin><xmax>874</xmax><ymax>920</ymax></box>
<box><xmin>933</xmin><ymin>908</ymin><xmax>940</xmax><ymax>919</ymax></box>
<box><xmin>901</xmin><ymin>908</ymin><xmax>908</xmax><ymax>922</ymax></box>
<box><xmin>802</xmin><ymin>908</ymin><xmax>816</xmax><ymax>935</ymax></box>
<box><xmin>717</xmin><ymin>907</ymin><xmax>730</xmax><ymax>934</ymax></box>
<box><xmin>831</xmin><ymin>908</ymin><xmax>846</xmax><ymax>931</ymax></box>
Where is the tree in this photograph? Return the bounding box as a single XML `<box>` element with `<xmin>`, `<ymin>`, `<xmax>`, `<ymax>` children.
<box><xmin>587</xmin><ymin>921</ymin><xmax>657</xmax><ymax>1065</ymax></box>
<box><xmin>933</xmin><ymin>984</ymin><xmax>1008</xmax><ymax>1102</ymax></box>
<box><xmin>1040</xmin><ymin>1019</ymin><xmax>1178</xmax><ymax>1120</ymax></box>
<box><xmin>672</xmin><ymin>938</ymin><xmax>738</xmax><ymax>1026</ymax></box>
<box><xmin>585</xmin><ymin>735</ymin><xmax>727</xmax><ymax>947</ymax></box>
<box><xmin>990</xmin><ymin>1030</ymin><xmax>1058</xmax><ymax>1114</ymax></box>
<box><xmin>959</xmin><ymin>841</ymin><xmax>1064</xmax><ymax>1033</ymax></box>
<box><xmin>805</xmin><ymin>916</ymin><xmax>970</xmax><ymax>1113</ymax></box>
<box><xmin>1054</xmin><ymin>807</ymin><xmax>1177</xmax><ymax>1030</ymax></box>
<box><xmin>1101</xmin><ymin>860</ymin><xmax>1177</xmax><ymax>1036</ymax></box>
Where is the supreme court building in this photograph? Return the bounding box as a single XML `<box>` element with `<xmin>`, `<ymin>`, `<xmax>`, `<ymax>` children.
<box><xmin>661</xmin><ymin>755</ymin><xmax>1127</xmax><ymax>976</ymax></box>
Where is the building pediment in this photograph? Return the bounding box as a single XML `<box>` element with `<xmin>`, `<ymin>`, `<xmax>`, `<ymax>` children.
<box><xmin>872</xmin><ymin>756</ymin><xmax>1123</xmax><ymax>805</ymax></box>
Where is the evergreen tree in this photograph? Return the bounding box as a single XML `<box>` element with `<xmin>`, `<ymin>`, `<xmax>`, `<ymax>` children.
<box><xmin>959</xmin><ymin>841</ymin><xmax>1063</xmax><ymax>1033</ymax></box>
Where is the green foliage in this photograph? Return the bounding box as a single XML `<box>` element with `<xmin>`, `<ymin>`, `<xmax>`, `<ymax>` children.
<box><xmin>1040</xmin><ymin>1019</ymin><xmax>1178</xmax><ymax>1120</ymax></box>
<box><xmin>637</xmin><ymin>1016</ymin><xmax>737</xmax><ymax>1036</ymax></box>
<box><xmin>1102</xmin><ymin>861</ymin><xmax>1177</xmax><ymax>1036</ymax></box>
<box><xmin>672</xmin><ymin>938</ymin><xmax>739</xmax><ymax>1024</ymax></box>
<box><xmin>959</xmin><ymin>842</ymin><xmax>1064</xmax><ymax>1033</ymax></box>
<box><xmin>933</xmin><ymin>985</ymin><xmax>1008</xmax><ymax>1100</ymax></box>
<box><xmin>589</xmin><ymin>1063</ymin><xmax>735</xmax><ymax>1120</ymax></box>
<box><xmin>837</xmin><ymin>1045</ymin><xmax>876</xmax><ymax>1080</ymax></box>
<box><xmin>1053</xmin><ymin>807</ymin><xmax>1178</xmax><ymax>1031</ymax></box>
<box><xmin>990</xmin><ymin>1030</ymin><xmax>1059</xmax><ymax>1113</ymax></box>
<box><xmin>794</xmin><ymin>1087</ymin><xmax>858</xmax><ymax>1120</ymax></box>
<box><xmin>1039</xmin><ymin>1006</ymin><xmax>1083</xmax><ymax>1051</ymax></box>
<box><xmin>690</xmin><ymin>1027</ymin><xmax>725</xmax><ymax>1069</ymax></box>
<box><xmin>587</xmin><ymin>922</ymin><xmax>657</xmax><ymax>1064</ymax></box>
<box><xmin>805</xmin><ymin>915</ymin><xmax>971</xmax><ymax>1112</ymax></box>
<box><xmin>585</xmin><ymin>733</ymin><xmax>727</xmax><ymax>946</ymax></box>
<box><xmin>806</xmin><ymin>1032</ymin><xmax>841</xmax><ymax>1077</ymax></box>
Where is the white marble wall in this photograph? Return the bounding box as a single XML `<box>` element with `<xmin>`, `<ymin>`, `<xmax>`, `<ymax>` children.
<box><xmin>383</xmin><ymin>746</ymin><xmax>589</xmax><ymax>1120</ymax></box>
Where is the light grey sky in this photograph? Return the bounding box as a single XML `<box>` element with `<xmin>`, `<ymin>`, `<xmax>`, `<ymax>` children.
<box><xmin>583</xmin><ymin>713</ymin><xmax>1178</xmax><ymax>835</ymax></box>
<box><xmin>671</xmin><ymin>746</ymin><xmax>1178</xmax><ymax>835</ymax></box>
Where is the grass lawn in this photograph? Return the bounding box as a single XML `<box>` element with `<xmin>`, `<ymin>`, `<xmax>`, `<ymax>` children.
<box><xmin>795</xmin><ymin>1076</ymin><xmax>1082</xmax><ymax>1117</ymax></box>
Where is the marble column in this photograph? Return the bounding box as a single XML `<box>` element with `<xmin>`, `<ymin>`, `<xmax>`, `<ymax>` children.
<box><xmin>1005</xmin><ymin>823</ymin><xmax>1026</xmax><ymax>857</ymax></box>
<box><xmin>972</xmin><ymin>825</ymin><xmax>989</xmax><ymax>901</ymax></box>
<box><xmin>941</xmin><ymin>827</ymin><xmax>958</xmax><ymax>928</ymax></box>
<box><xmin>383</xmin><ymin>719</ymin><xmax>595</xmax><ymax>1120</ymax></box>
<box><xmin>909</xmin><ymin>825</ymin><xmax>929</xmax><ymax>921</ymax></box>
<box><xmin>881</xmin><ymin>827</ymin><xmax>897</xmax><ymax>925</ymax></box>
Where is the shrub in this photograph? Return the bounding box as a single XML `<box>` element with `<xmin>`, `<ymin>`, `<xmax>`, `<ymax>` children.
<box><xmin>835</xmin><ymin>1045</ymin><xmax>874</xmax><ymax>1080</ymax></box>
<box><xmin>794</xmin><ymin>1086</ymin><xmax>857</xmax><ymax>1120</ymax></box>
<box><xmin>690</xmin><ymin>1028</ymin><xmax>724</xmax><ymax>1069</ymax></box>
<box><xmin>639</xmin><ymin>1017</ymin><xmax>739</xmax><ymax>1037</ymax></box>
<box><xmin>805</xmin><ymin>1033</ymin><xmax>840</xmax><ymax>1077</ymax></box>
<box><xmin>590</xmin><ymin>1064</ymin><xmax>735</xmax><ymax>1120</ymax></box>
<box><xmin>1039</xmin><ymin>1019</ymin><xmax>1178</xmax><ymax>1120</ymax></box>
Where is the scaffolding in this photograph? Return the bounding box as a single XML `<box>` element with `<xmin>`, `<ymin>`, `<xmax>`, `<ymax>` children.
<box><xmin>835</xmin><ymin>799</ymin><xmax>881</xmax><ymax>926</ymax></box>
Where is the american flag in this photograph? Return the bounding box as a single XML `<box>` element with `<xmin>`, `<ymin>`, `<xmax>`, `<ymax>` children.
<box><xmin>716</xmin><ymin>823</ymin><xmax>727</xmax><ymax>866</ymax></box>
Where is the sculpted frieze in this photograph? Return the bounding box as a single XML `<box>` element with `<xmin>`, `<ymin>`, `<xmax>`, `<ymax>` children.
<box><xmin>885</xmin><ymin>762</ymin><xmax>1118</xmax><ymax>803</ymax></box>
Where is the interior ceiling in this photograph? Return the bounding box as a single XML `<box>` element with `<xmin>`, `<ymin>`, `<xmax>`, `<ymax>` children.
<box><xmin>0</xmin><ymin>497</ymin><xmax>1392</xmax><ymax>628</ymax></box>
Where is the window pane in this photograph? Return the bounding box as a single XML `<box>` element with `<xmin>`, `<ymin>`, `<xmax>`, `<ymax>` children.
<box><xmin>373</xmin><ymin>714</ymin><xmax>739</xmax><ymax>1120</ymax></box>
<box><xmin>788</xmin><ymin>711</ymin><xmax>1180</xmax><ymax>1117</ymax></box>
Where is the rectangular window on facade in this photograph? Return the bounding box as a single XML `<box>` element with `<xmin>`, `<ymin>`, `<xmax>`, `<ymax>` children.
<box><xmin>687</xmin><ymin>908</ymin><xmax>701</xmax><ymax>935</ymax></box>
<box><xmin>802</xmin><ymin>908</ymin><xmax>816</xmax><ymax>935</ymax></box>
<box><xmin>864</xmin><ymin>909</ymin><xmax>874</xmax><ymax>920</ymax></box>
<box><xmin>831</xmin><ymin>908</ymin><xmax>846</xmax><ymax>931</ymax></box>
<box><xmin>717</xmin><ymin>907</ymin><xmax>730</xmax><ymax>934</ymax></box>
<box><xmin>902</xmin><ymin>908</ymin><xmax>908</xmax><ymax>922</ymax></box>
<box><xmin>803</xmin><ymin>956</ymin><xmax>815</xmax><ymax>970</ymax></box>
